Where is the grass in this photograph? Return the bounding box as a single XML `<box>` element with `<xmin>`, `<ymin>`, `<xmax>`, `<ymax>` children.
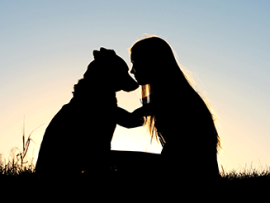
<box><xmin>1</xmin><ymin>155</ymin><xmax>270</xmax><ymax>197</ymax></box>
<box><xmin>220</xmin><ymin>166</ymin><xmax>270</xmax><ymax>181</ymax></box>
<box><xmin>0</xmin><ymin>158</ymin><xmax>36</xmax><ymax>178</ymax></box>
<box><xmin>1</xmin><ymin>159</ymin><xmax>270</xmax><ymax>180</ymax></box>
<box><xmin>1</xmin><ymin>153</ymin><xmax>270</xmax><ymax>182</ymax></box>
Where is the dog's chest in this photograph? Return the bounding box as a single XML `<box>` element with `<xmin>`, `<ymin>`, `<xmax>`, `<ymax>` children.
<box><xmin>84</xmin><ymin>96</ymin><xmax>118</xmax><ymax>119</ymax></box>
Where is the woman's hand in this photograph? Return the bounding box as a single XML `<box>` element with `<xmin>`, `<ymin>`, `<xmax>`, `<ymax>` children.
<box><xmin>116</xmin><ymin>107</ymin><xmax>145</xmax><ymax>128</ymax></box>
<box><xmin>116</xmin><ymin>103</ymin><xmax>154</xmax><ymax>128</ymax></box>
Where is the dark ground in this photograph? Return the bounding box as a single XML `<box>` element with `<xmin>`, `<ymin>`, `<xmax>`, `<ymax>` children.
<box><xmin>1</xmin><ymin>150</ymin><xmax>270</xmax><ymax>199</ymax></box>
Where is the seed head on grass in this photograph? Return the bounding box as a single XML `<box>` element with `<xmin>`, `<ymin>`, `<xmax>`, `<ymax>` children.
<box><xmin>12</xmin><ymin>118</ymin><xmax>44</xmax><ymax>169</ymax></box>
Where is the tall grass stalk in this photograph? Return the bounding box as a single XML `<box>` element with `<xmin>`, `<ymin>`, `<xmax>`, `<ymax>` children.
<box><xmin>17</xmin><ymin>118</ymin><xmax>43</xmax><ymax>167</ymax></box>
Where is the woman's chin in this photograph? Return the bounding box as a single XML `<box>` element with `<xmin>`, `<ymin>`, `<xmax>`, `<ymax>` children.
<box><xmin>136</xmin><ymin>79</ymin><xmax>148</xmax><ymax>86</ymax></box>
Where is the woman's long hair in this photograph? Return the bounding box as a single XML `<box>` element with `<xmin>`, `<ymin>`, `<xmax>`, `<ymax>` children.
<box><xmin>130</xmin><ymin>36</ymin><xmax>221</xmax><ymax>152</ymax></box>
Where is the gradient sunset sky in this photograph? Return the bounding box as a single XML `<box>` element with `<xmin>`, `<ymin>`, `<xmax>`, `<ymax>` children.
<box><xmin>1</xmin><ymin>0</ymin><xmax>269</xmax><ymax>172</ymax></box>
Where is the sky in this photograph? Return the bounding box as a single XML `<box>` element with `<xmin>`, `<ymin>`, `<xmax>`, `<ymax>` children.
<box><xmin>0</xmin><ymin>0</ymin><xmax>270</xmax><ymax>173</ymax></box>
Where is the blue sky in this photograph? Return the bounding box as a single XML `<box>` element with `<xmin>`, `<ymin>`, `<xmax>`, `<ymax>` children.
<box><xmin>0</xmin><ymin>0</ymin><xmax>270</xmax><ymax>172</ymax></box>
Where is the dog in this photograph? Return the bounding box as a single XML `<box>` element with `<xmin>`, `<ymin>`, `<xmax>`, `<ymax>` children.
<box><xmin>35</xmin><ymin>48</ymin><xmax>139</xmax><ymax>179</ymax></box>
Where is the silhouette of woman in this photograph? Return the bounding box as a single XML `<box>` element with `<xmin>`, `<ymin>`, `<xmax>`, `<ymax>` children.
<box><xmin>117</xmin><ymin>36</ymin><xmax>221</xmax><ymax>181</ymax></box>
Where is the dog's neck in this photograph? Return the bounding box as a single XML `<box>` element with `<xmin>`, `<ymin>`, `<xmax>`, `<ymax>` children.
<box><xmin>90</xmin><ymin>89</ymin><xmax>117</xmax><ymax>104</ymax></box>
<box><xmin>70</xmin><ymin>78</ymin><xmax>118</xmax><ymax>105</ymax></box>
<box><xmin>71</xmin><ymin>87</ymin><xmax>117</xmax><ymax>105</ymax></box>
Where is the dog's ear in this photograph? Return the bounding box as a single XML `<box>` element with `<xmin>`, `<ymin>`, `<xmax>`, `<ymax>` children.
<box><xmin>100</xmin><ymin>47</ymin><xmax>116</xmax><ymax>57</ymax></box>
<box><xmin>93</xmin><ymin>50</ymin><xmax>100</xmax><ymax>60</ymax></box>
<box><xmin>93</xmin><ymin>48</ymin><xmax>115</xmax><ymax>60</ymax></box>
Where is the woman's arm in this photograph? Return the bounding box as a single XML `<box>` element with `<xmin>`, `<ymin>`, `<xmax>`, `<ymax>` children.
<box><xmin>116</xmin><ymin>104</ymin><xmax>152</xmax><ymax>128</ymax></box>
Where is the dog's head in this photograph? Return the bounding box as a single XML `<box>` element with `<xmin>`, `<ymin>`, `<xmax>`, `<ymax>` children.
<box><xmin>90</xmin><ymin>47</ymin><xmax>139</xmax><ymax>92</ymax></box>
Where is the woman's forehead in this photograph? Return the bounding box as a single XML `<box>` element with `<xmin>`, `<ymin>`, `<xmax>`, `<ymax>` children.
<box><xmin>130</xmin><ymin>51</ymin><xmax>135</xmax><ymax>59</ymax></box>
<box><xmin>130</xmin><ymin>52</ymin><xmax>137</xmax><ymax>63</ymax></box>
<box><xmin>130</xmin><ymin>51</ymin><xmax>145</xmax><ymax>61</ymax></box>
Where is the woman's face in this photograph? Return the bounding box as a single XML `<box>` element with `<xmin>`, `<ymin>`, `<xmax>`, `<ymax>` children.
<box><xmin>130</xmin><ymin>51</ymin><xmax>152</xmax><ymax>85</ymax></box>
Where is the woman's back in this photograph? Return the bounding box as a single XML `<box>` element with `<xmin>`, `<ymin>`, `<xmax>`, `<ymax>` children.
<box><xmin>154</xmin><ymin>91</ymin><xmax>220</xmax><ymax>180</ymax></box>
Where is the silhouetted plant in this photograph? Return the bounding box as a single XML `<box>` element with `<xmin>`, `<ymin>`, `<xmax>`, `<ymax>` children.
<box><xmin>12</xmin><ymin>118</ymin><xmax>43</xmax><ymax>169</ymax></box>
<box><xmin>0</xmin><ymin>119</ymin><xmax>42</xmax><ymax>177</ymax></box>
<box><xmin>220</xmin><ymin>163</ymin><xmax>270</xmax><ymax>181</ymax></box>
